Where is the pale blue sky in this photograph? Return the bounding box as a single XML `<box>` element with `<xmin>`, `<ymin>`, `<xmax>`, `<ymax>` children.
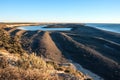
<box><xmin>0</xmin><ymin>0</ymin><xmax>120</xmax><ymax>23</ymax></box>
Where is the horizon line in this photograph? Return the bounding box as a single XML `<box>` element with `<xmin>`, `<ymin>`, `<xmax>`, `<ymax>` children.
<box><xmin>0</xmin><ymin>21</ymin><xmax>120</xmax><ymax>24</ymax></box>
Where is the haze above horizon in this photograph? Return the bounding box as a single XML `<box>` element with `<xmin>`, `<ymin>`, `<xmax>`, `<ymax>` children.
<box><xmin>0</xmin><ymin>0</ymin><xmax>120</xmax><ymax>23</ymax></box>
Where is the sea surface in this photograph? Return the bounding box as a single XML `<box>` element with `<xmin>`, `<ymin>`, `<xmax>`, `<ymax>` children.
<box><xmin>17</xmin><ymin>25</ymin><xmax>71</xmax><ymax>31</ymax></box>
<box><xmin>85</xmin><ymin>23</ymin><xmax>120</xmax><ymax>33</ymax></box>
<box><xmin>18</xmin><ymin>24</ymin><xmax>120</xmax><ymax>33</ymax></box>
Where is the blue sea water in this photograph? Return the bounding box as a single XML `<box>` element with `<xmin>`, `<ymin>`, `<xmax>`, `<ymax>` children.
<box><xmin>17</xmin><ymin>25</ymin><xmax>72</xmax><ymax>31</ymax></box>
<box><xmin>85</xmin><ymin>23</ymin><xmax>120</xmax><ymax>33</ymax></box>
<box><xmin>18</xmin><ymin>24</ymin><xmax>120</xmax><ymax>33</ymax></box>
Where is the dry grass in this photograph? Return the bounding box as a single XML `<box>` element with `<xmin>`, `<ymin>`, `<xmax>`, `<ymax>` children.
<box><xmin>0</xmin><ymin>67</ymin><xmax>58</xmax><ymax>80</ymax></box>
<box><xmin>0</xmin><ymin>53</ymin><xmax>59</xmax><ymax>80</ymax></box>
<box><xmin>17</xmin><ymin>53</ymin><xmax>54</xmax><ymax>71</ymax></box>
<box><xmin>0</xmin><ymin>29</ymin><xmax>25</xmax><ymax>55</ymax></box>
<box><xmin>0</xmin><ymin>52</ymin><xmax>90</xmax><ymax>80</ymax></box>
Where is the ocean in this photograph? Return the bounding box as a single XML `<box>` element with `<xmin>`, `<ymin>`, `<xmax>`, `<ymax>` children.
<box><xmin>85</xmin><ymin>23</ymin><xmax>120</xmax><ymax>33</ymax></box>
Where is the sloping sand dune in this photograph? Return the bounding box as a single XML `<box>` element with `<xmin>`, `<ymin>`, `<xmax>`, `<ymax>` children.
<box><xmin>3</xmin><ymin>24</ymin><xmax>120</xmax><ymax>80</ymax></box>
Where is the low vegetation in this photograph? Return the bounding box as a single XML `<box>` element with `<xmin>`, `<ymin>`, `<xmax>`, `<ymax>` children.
<box><xmin>0</xmin><ymin>29</ymin><xmax>24</xmax><ymax>55</ymax></box>
<box><xmin>0</xmin><ymin>51</ymin><xmax>88</xmax><ymax>80</ymax></box>
<box><xmin>0</xmin><ymin>53</ymin><xmax>58</xmax><ymax>80</ymax></box>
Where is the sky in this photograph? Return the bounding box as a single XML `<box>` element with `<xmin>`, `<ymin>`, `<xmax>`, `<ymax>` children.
<box><xmin>0</xmin><ymin>0</ymin><xmax>120</xmax><ymax>23</ymax></box>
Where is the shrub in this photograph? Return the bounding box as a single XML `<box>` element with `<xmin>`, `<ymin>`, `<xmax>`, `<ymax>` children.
<box><xmin>0</xmin><ymin>29</ymin><xmax>25</xmax><ymax>55</ymax></box>
<box><xmin>0</xmin><ymin>57</ymin><xmax>9</xmax><ymax>68</ymax></box>
<box><xmin>0</xmin><ymin>53</ymin><xmax>58</xmax><ymax>80</ymax></box>
<box><xmin>17</xmin><ymin>53</ymin><xmax>54</xmax><ymax>72</ymax></box>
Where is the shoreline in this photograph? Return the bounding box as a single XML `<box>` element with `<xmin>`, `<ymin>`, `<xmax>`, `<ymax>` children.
<box><xmin>69</xmin><ymin>60</ymin><xmax>104</xmax><ymax>80</ymax></box>
<box><xmin>85</xmin><ymin>23</ymin><xmax>120</xmax><ymax>34</ymax></box>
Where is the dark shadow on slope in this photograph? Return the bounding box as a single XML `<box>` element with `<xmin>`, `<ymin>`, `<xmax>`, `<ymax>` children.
<box><xmin>50</xmin><ymin>32</ymin><xmax>120</xmax><ymax>80</ymax></box>
<box><xmin>67</xmin><ymin>34</ymin><xmax>120</xmax><ymax>64</ymax></box>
